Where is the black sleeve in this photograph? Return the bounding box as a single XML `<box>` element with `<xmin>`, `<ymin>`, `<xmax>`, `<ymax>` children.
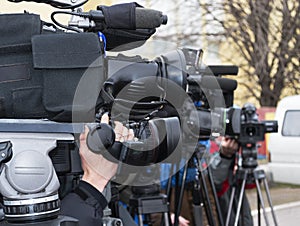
<box><xmin>60</xmin><ymin>181</ymin><xmax>108</xmax><ymax>226</ymax></box>
<box><xmin>210</xmin><ymin>152</ymin><xmax>235</xmax><ymax>189</ymax></box>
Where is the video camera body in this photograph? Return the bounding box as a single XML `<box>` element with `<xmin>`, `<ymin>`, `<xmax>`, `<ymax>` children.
<box><xmin>239</xmin><ymin>103</ymin><xmax>278</xmax><ymax>143</ymax></box>
<box><xmin>234</xmin><ymin>103</ymin><xmax>278</xmax><ymax>168</ymax></box>
<box><xmin>84</xmin><ymin>47</ymin><xmax>242</xmax><ymax>166</ymax></box>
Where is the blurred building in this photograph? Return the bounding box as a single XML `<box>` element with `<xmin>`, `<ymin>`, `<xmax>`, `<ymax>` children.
<box><xmin>1</xmin><ymin>0</ymin><xmax>112</xmax><ymax>22</ymax></box>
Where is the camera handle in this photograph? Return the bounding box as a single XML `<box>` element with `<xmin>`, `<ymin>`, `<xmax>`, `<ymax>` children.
<box><xmin>0</xmin><ymin>141</ymin><xmax>13</xmax><ymax>170</ymax></box>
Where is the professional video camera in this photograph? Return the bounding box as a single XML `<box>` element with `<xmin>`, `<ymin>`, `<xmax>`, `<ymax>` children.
<box><xmin>94</xmin><ymin>46</ymin><xmax>279</xmax><ymax>171</ymax></box>
<box><xmin>238</xmin><ymin>103</ymin><xmax>278</xmax><ymax>143</ymax></box>
<box><xmin>235</xmin><ymin>103</ymin><xmax>278</xmax><ymax>168</ymax></box>
<box><xmin>83</xmin><ymin>47</ymin><xmax>243</xmax><ymax>169</ymax></box>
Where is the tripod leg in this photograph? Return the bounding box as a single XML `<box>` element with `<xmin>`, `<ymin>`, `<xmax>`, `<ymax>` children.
<box><xmin>193</xmin><ymin>204</ymin><xmax>204</xmax><ymax>226</ymax></box>
<box><xmin>199</xmin><ymin>168</ymin><xmax>217</xmax><ymax>226</ymax></box>
<box><xmin>234</xmin><ymin>172</ymin><xmax>247</xmax><ymax>226</ymax></box>
<box><xmin>257</xmin><ymin>189</ymin><xmax>261</xmax><ymax>226</ymax></box>
<box><xmin>263</xmin><ymin>178</ymin><xmax>279</xmax><ymax>226</ymax></box>
<box><xmin>254</xmin><ymin>178</ymin><xmax>270</xmax><ymax>226</ymax></box>
<box><xmin>138</xmin><ymin>214</ymin><xmax>144</xmax><ymax>226</ymax></box>
<box><xmin>225</xmin><ymin>186</ymin><xmax>236</xmax><ymax>226</ymax></box>
<box><xmin>163</xmin><ymin>212</ymin><xmax>170</xmax><ymax>226</ymax></box>
<box><xmin>192</xmin><ymin>171</ymin><xmax>204</xmax><ymax>226</ymax></box>
<box><xmin>174</xmin><ymin>162</ymin><xmax>188</xmax><ymax>226</ymax></box>
<box><xmin>207</xmin><ymin>166</ymin><xmax>224</xmax><ymax>226</ymax></box>
<box><xmin>163</xmin><ymin>164</ymin><xmax>173</xmax><ymax>226</ymax></box>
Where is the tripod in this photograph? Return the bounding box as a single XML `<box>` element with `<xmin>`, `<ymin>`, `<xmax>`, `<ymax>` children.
<box><xmin>171</xmin><ymin>143</ymin><xmax>224</xmax><ymax>226</ymax></box>
<box><xmin>192</xmin><ymin>152</ymin><xmax>225</xmax><ymax>226</ymax></box>
<box><xmin>226</xmin><ymin>145</ymin><xmax>278</xmax><ymax>226</ymax></box>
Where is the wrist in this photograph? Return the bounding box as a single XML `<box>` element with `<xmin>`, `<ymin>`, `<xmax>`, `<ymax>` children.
<box><xmin>219</xmin><ymin>149</ymin><xmax>234</xmax><ymax>159</ymax></box>
<box><xmin>82</xmin><ymin>173</ymin><xmax>109</xmax><ymax>193</ymax></box>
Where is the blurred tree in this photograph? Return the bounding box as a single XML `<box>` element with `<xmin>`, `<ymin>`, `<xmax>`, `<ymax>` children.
<box><xmin>198</xmin><ymin>0</ymin><xmax>300</xmax><ymax>107</ymax></box>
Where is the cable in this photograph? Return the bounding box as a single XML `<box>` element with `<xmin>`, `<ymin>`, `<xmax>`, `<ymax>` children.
<box><xmin>50</xmin><ymin>11</ymin><xmax>85</xmax><ymax>32</ymax></box>
<box><xmin>47</xmin><ymin>0</ymin><xmax>88</xmax><ymax>9</ymax></box>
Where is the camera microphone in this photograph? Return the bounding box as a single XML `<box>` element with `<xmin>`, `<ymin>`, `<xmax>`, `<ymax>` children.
<box><xmin>95</xmin><ymin>3</ymin><xmax>167</xmax><ymax>30</ymax></box>
<box><xmin>87</xmin><ymin>8</ymin><xmax>167</xmax><ymax>29</ymax></box>
<box><xmin>135</xmin><ymin>8</ymin><xmax>168</xmax><ymax>29</ymax></box>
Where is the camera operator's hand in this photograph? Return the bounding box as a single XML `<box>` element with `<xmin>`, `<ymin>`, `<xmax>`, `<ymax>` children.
<box><xmin>113</xmin><ymin>120</ymin><xmax>135</xmax><ymax>142</ymax></box>
<box><xmin>220</xmin><ymin>137</ymin><xmax>239</xmax><ymax>158</ymax></box>
<box><xmin>170</xmin><ymin>213</ymin><xmax>190</xmax><ymax>226</ymax></box>
<box><xmin>80</xmin><ymin>114</ymin><xmax>134</xmax><ymax>193</ymax></box>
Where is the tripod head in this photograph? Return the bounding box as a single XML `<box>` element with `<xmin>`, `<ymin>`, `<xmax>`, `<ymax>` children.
<box><xmin>240</xmin><ymin>142</ymin><xmax>258</xmax><ymax>169</ymax></box>
<box><xmin>0</xmin><ymin>119</ymin><xmax>82</xmax><ymax>224</ymax></box>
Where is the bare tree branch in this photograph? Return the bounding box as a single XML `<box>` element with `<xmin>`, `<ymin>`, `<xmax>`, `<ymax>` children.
<box><xmin>198</xmin><ymin>0</ymin><xmax>300</xmax><ymax>106</ymax></box>
<box><xmin>153</xmin><ymin>0</ymin><xmax>299</xmax><ymax>106</ymax></box>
